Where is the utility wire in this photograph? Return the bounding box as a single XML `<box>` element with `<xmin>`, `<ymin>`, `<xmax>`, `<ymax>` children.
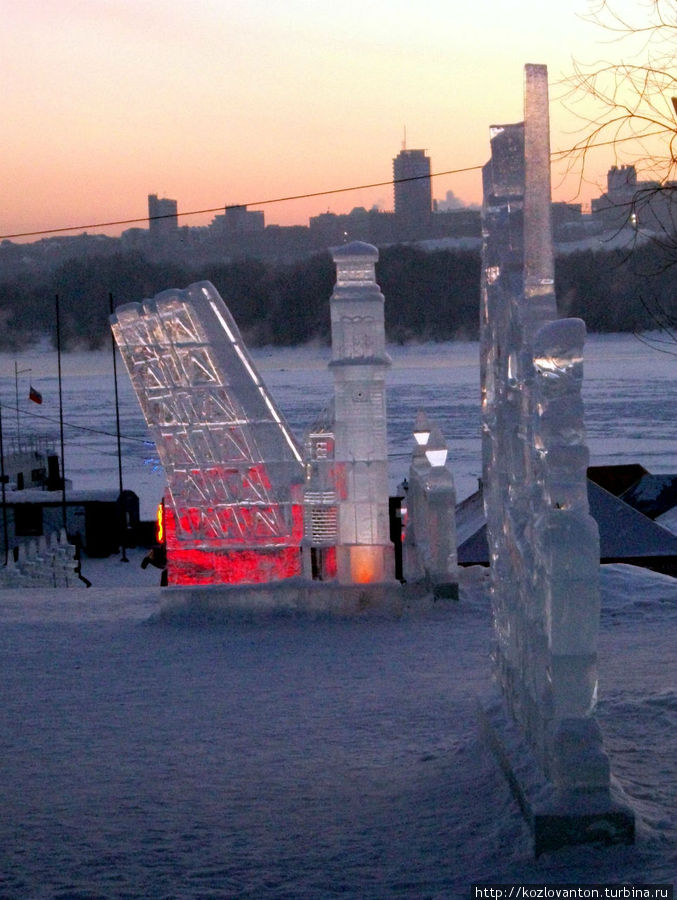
<box><xmin>0</xmin><ymin>166</ymin><xmax>482</xmax><ymax>240</ymax></box>
<box><xmin>1</xmin><ymin>129</ymin><xmax>667</xmax><ymax>241</ymax></box>
<box><xmin>2</xmin><ymin>401</ymin><xmax>417</xmax><ymax>463</ymax></box>
<box><xmin>0</xmin><ymin>400</ymin><xmax>152</xmax><ymax>445</ymax></box>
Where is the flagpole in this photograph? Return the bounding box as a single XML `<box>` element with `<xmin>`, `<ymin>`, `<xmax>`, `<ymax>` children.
<box><xmin>109</xmin><ymin>292</ymin><xmax>128</xmax><ymax>562</ymax></box>
<box><xmin>55</xmin><ymin>294</ymin><xmax>67</xmax><ymax>533</ymax></box>
<box><xmin>14</xmin><ymin>363</ymin><xmax>31</xmax><ymax>451</ymax></box>
<box><xmin>0</xmin><ymin>401</ymin><xmax>8</xmax><ymax>566</ymax></box>
<box><xmin>53</xmin><ymin>296</ymin><xmax>91</xmax><ymax>589</ymax></box>
<box><xmin>14</xmin><ymin>362</ymin><xmax>20</xmax><ymax>450</ymax></box>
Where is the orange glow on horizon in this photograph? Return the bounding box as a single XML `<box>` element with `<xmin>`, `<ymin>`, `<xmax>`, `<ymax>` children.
<box><xmin>1</xmin><ymin>1</ymin><xmax>647</xmax><ymax>244</ymax></box>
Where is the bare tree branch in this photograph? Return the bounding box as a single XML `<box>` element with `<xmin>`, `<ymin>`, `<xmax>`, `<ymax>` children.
<box><xmin>563</xmin><ymin>1</ymin><xmax>677</xmax><ymax>184</ymax></box>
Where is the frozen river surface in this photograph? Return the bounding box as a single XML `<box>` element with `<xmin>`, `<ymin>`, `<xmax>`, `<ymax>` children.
<box><xmin>0</xmin><ymin>332</ymin><xmax>675</xmax><ymax>517</ymax></box>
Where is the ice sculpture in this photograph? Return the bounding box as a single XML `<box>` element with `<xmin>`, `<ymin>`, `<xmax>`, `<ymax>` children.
<box><xmin>329</xmin><ymin>242</ymin><xmax>395</xmax><ymax>584</ymax></box>
<box><xmin>111</xmin><ymin>250</ymin><xmax>399</xmax><ymax>589</ymax></box>
<box><xmin>302</xmin><ymin>402</ymin><xmax>339</xmax><ymax>581</ymax></box>
<box><xmin>111</xmin><ymin>282</ymin><xmax>304</xmax><ymax>585</ymax></box>
<box><xmin>480</xmin><ymin>65</ymin><xmax>633</xmax><ymax>849</ymax></box>
<box><xmin>403</xmin><ymin>415</ymin><xmax>458</xmax><ymax>596</ymax></box>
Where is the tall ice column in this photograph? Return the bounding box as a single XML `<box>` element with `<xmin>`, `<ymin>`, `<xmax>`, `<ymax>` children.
<box><xmin>478</xmin><ymin>64</ymin><xmax>634</xmax><ymax>855</ymax></box>
<box><xmin>329</xmin><ymin>242</ymin><xmax>395</xmax><ymax>584</ymax></box>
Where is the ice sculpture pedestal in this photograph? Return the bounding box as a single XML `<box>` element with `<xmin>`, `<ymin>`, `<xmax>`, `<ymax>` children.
<box><xmin>155</xmin><ymin>578</ymin><xmax>404</xmax><ymax>621</ymax></box>
<box><xmin>478</xmin><ymin>695</ymin><xmax>635</xmax><ymax>856</ymax></box>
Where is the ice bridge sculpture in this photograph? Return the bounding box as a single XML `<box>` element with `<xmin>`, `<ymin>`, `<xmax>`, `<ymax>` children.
<box><xmin>479</xmin><ymin>64</ymin><xmax>634</xmax><ymax>853</ymax></box>
<box><xmin>111</xmin><ymin>282</ymin><xmax>304</xmax><ymax>585</ymax></box>
<box><xmin>111</xmin><ymin>243</ymin><xmax>397</xmax><ymax>590</ymax></box>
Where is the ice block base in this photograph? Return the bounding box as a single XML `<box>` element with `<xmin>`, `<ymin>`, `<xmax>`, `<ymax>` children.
<box><xmin>477</xmin><ymin>693</ymin><xmax>635</xmax><ymax>856</ymax></box>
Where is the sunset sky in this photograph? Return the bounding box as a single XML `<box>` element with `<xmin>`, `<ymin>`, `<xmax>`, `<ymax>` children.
<box><xmin>2</xmin><ymin>0</ymin><xmax>654</xmax><ymax>242</ymax></box>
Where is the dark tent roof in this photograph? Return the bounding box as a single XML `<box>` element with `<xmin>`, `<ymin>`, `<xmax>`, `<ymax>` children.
<box><xmin>457</xmin><ymin>478</ymin><xmax>677</xmax><ymax>576</ymax></box>
<box><xmin>620</xmin><ymin>474</ymin><xmax>677</xmax><ymax>520</ymax></box>
<box><xmin>587</xmin><ymin>463</ymin><xmax>648</xmax><ymax>496</ymax></box>
<box><xmin>455</xmin><ymin>491</ymin><xmax>489</xmax><ymax>567</ymax></box>
<box><xmin>588</xmin><ymin>480</ymin><xmax>677</xmax><ymax>559</ymax></box>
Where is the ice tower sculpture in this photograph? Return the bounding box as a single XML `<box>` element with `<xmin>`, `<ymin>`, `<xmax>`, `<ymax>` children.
<box><xmin>111</xmin><ymin>282</ymin><xmax>304</xmax><ymax>586</ymax></box>
<box><xmin>329</xmin><ymin>242</ymin><xmax>395</xmax><ymax>584</ymax></box>
<box><xmin>302</xmin><ymin>401</ymin><xmax>339</xmax><ymax>582</ymax></box>
<box><xmin>480</xmin><ymin>65</ymin><xmax>634</xmax><ymax>853</ymax></box>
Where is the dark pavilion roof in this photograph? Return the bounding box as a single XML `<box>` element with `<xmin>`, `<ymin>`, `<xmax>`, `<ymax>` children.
<box><xmin>456</xmin><ymin>468</ymin><xmax>677</xmax><ymax>577</ymax></box>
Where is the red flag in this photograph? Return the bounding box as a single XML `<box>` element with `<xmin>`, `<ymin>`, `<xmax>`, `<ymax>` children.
<box><xmin>29</xmin><ymin>385</ymin><xmax>42</xmax><ymax>404</ymax></box>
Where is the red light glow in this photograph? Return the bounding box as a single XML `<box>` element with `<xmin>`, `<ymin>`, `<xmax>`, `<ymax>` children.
<box><xmin>163</xmin><ymin>503</ymin><xmax>303</xmax><ymax>586</ymax></box>
<box><xmin>323</xmin><ymin>546</ymin><xmax>337</xmax><ymax>580</ymax></box>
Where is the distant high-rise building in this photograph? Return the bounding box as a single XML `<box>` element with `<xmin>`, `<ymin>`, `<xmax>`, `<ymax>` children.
<box><xmin>224</xmin><ymin>205</ymin><xmax>264</xmax><ymax>233</ymax></box>
<box><xmin>599</xmin><ymin>163</ymin><xmax>677</xmax><ymax>235</ymax></box>
<box><xmin>592</xmin><ymin>164</ymin><xmax>640</xmax><ymax>231</ymax></box>
<box><xmin>209</xmin><ymin>205</ymin><xmax>265</xmax><ymax>240</ymax></box>
<box><xmin>607</xmin><ymin>164</ymin><xmax>637</xmax><ymax>201</ymax></box>
<box><xmin>393</xmin><ymin>148</ymin><xmax>432</xmax><ymax>226</ymax></box>
<box><xmin>148</xmin><ymin>194</ymin><xmax>178</xmax><ymax>239</ymax></box>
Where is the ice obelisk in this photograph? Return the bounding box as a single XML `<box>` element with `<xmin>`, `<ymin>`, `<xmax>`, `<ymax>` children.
<box><xmin>329</xmin><ymin>242</ymin><xmax>394</xmax><ymax>584</ymax></box>
<box><xmin>479</xmin><ymin>64</ymin><xmax>634</xmax><ymax>854</ymax></box>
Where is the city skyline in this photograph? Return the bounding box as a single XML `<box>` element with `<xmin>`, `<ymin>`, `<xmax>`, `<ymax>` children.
<box><xmin>2</xmin><ymin>0</ymin><xmax>654</xmax><ymax>243</ymax></box>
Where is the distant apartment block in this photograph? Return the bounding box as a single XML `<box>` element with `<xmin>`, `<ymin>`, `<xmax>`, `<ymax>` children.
<box><xmin>591</xmin><ymin>165</ymin><xmax>637</xmax><ymax>230</ymax></box>
<box><xmin>309</xmin><ymin>207</ymin><xmax>398</xmax><ymax>247</ymax></box>
<box><xmin>592</xmin><ymin>164</ymin><xmax>677</xmax><ymax>235</ymax></box>
<box><xmin>607</xmin><ymin>163</ymin><xmax>637</xmax><ymax>199</ymax></box>
<box><xmin>211</xmin><ymin>205</ymin><xmax>265</xmax><ymax>235</ymax></box>
<box><xmin>393</xmin><ymin>148</ymin><xmax>432</xmax><ymax>230</ymax></box>
<box><xmin>148</xmin><ymin>194</ymin><xmax>178</xmax><ymax>239</ymax></box>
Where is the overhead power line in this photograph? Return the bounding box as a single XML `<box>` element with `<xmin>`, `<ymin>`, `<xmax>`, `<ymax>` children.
<box><xmin>2</xmin><ymin>400</ymin><xmax>415</xmax><ymax>463</ymax></box>
<box><xmin>0</xmin><ymin>166</ymin><xmax>482</xmax><ymax>240</ymax></box>
<box><xmin>0</xmin><ymin>400</ymin><xmax>152</xmax><ymax>446</ymax></box>
<box><xmin>0</xmin><ymin>129</ymin><xmax>668</xmax><ymax>241</ymax></box>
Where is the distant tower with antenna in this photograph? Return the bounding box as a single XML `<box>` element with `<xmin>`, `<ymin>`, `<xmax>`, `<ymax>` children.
<box><xmin>392</xmin><ymin>135</ymin><xmax>432</xmax><ymax>229</ymax></box>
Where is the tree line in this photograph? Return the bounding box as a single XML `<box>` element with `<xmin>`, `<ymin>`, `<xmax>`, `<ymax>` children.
<box><xmin>0</xmin><ymin>242</ymin><xmax>675</xmax><ymax>351</ymax></box>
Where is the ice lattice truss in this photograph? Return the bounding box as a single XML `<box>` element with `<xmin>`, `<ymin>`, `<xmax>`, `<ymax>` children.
<box><xmin>111</xmin><ymin>281</ymin><xmax>304</xmax><ymax>585</ymax></box>
<box><xmin>480</xmin><ymin>65</ymin><xmax>619</xmax><ymax>812</ymax></box>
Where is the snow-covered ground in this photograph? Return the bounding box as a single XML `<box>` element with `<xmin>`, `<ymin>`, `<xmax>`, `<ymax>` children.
<box><xmin>0</xmin><ymin>336</ymin><xmax>675</xmax><ymax>896</ymax></box>
<box><xmin>0</xmin><ymin>563</ymin><xmax>675</xmax><ymax>896</ymax></box>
